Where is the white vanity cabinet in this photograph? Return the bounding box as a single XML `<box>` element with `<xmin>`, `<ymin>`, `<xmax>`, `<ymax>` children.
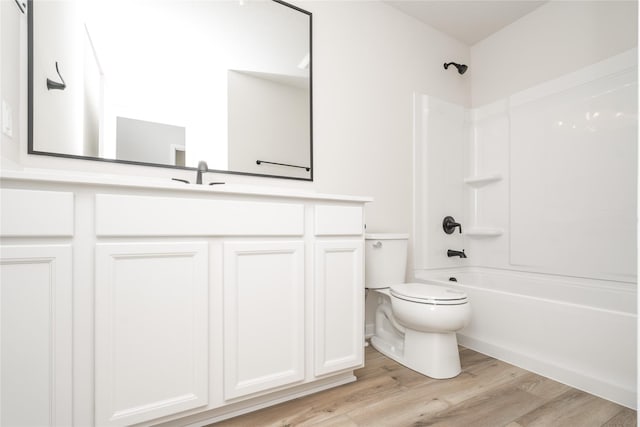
<box><xmin>313</xmin><ymin>205</ymin><xmax>366</xmax><ymax>377</ymax></box>
<box><xmin>313</xmin><ymin>240</ymin><xmax>364</xmax><ymax>376</ymax></box>
<box><xmin>0</xmin><ymin>189</ymin><xmax>74</xmax><ymax>427</ymax></box>
<box><xmin>0</xmin><ymin>173</ymin><xmax>370</xmax><ymax>427</ymax></box>
<box><xmin>223</xmin><ymin>241</ymin><xmax>305</xmax><ymax>399</ymax></box>
<box><xmin>94</xmin><ymin>242</ymin><xmax>209</xmax><ymax>426</ymax></box>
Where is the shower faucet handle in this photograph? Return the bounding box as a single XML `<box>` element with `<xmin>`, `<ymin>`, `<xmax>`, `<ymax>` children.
<box><xmin>443</xmin><ymin>216</ymin><xmax>462</xmax><ymax>234</ymax></box>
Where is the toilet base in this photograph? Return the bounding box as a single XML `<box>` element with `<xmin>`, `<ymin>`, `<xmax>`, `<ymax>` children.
<box><xmin>404</xmin><ymin>329</ymin><xmax>462</xmax><ymax>379</ymax></box>
<box><xmin>369</xmin><ymin>288</ymin><xmax>465</xmax><ymax>379</ymax></box>
<box><xmin>371</xmin><ymin>329</ymin><xmax>462</xmax><ymax>379</ymax></box>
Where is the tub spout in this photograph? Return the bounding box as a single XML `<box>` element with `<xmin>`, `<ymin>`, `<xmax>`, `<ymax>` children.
<box><xmin>447</xmin><ymin>249</ymin><xmax>467</xmax><ymax>258</ymax></box>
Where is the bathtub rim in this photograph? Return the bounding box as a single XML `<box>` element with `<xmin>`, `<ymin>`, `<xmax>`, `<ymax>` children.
<box><xmin>414</xmin><ymin>266</ymin><xmax>637</xmax><ymax>315</ymax></box>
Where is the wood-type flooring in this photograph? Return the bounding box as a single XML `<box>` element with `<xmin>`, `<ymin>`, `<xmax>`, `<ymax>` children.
<box><xmin>212</xmin><ymin>345</ymin><xmax>637</xmax><ymax>427</ymax></box>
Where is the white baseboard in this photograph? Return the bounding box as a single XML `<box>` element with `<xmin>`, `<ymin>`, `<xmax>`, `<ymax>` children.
<box><xmin>177</xmin><ymin>374</ymin><xmax>356</xmax><ymax>426</ymax></box>
<box><xmin>458</xmin><ymin>334</ymin><xmax>637</xmax><ymax>410</ymax></box>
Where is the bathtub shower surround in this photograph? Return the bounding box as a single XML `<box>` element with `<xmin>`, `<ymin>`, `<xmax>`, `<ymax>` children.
<box><xmin>413</xmin><ymin>49</ymin><xmax>637</xmax><ymax>408</ymax></box>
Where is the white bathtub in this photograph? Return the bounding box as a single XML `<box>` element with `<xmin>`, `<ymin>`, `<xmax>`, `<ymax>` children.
<box><xmin>414</xmin><ymin>268</ymin><xmax>637</xmax><ymax>409</ymax></box>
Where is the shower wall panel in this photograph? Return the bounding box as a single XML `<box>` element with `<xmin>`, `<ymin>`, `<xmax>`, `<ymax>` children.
<box><xmin>509</xmin><ymin>55</ymin><xmax>637</xmax><ymax>281</ymax></box>
<box><xmin>412</xmin><ymin>95</ymin><xmax>467</xmax><ymax>270</ymax></box>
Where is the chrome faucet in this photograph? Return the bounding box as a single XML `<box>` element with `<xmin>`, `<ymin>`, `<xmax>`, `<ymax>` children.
<box><xmin>196</xmin><ymin>160</ymin><xmax>208</xmax><ymax>184</ymax></box>
<box><xmin>447</xmin><ymin>249</ymin><xmax>467</xmax><ymax>258</ymax></box>
<box><xmin>171</xmin><ymin>160</ymin><xmax>225</xmax><ymax>186</ymax></box>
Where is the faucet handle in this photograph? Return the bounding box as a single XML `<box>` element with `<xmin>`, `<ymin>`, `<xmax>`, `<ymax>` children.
<box><xmin>443</xmin><ymin>216</ymin><xmax>462</xmax><ymax>234</ymax></box>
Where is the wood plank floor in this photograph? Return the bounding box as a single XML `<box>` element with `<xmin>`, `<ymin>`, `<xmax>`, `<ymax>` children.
<box><xmin>212</xmin><ymin>345</ymin><xmax>637</xmax><ymax>427</ymax></box>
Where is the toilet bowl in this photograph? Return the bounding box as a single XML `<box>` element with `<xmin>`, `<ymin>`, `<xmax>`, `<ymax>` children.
<box><xmin>365</xmin><ymin>234</ymin><xmax>471</xmax><ymax>379</ymax></box>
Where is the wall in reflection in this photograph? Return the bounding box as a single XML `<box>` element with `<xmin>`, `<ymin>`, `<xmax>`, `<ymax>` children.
<box><xmin>31</xmin><ymin>0</ymin><xmax>311</xmax><ymax>178</ymax></box>
<box><xmin>228</xmin><ymin>70</ymin><xmax>310</xmax><ymax>179</ymax></box>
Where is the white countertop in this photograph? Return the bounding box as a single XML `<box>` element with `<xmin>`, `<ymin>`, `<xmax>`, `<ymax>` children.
<box><xmin>0</xmin><ymin>168</ymin><xmax>373</xmax><ymax>203</ymax></box>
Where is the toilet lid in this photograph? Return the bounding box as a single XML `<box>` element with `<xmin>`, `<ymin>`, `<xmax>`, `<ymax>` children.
<box><xmin>390</xmin><ymin>283</ymin><xmax>468</xmax><ymax>305</ymax></box>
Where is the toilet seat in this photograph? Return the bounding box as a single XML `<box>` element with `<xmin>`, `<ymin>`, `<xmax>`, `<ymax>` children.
<box><xmin>390</xmin><ymin>283</ymin><xmax>468</xmax><ymax>305</ymax></box>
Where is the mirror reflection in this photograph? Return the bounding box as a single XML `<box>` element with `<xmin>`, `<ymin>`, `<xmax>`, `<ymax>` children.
<box><xmin>29</xmin><ymin>0</ymin><xmax>312</xmax><ymax>180</ymax></box>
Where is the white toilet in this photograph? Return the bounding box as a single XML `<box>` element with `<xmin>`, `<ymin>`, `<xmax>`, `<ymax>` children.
<box><xmin>365</xmin><ymin>233</ymin><xmax>471</xmax><ymax>379</ymax></box>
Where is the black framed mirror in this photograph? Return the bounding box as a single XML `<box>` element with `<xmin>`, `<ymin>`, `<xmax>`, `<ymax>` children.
<box><xmin>28</xmin><ymin>0</ymin><xmax>313</xmax><ymax>181</ymax></box>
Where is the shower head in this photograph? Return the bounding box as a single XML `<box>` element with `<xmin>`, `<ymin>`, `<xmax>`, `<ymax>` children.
<box><xmin>444</xmin><ymin>62</ymin><xmax>468</xmax><ymax>75</ymax></box>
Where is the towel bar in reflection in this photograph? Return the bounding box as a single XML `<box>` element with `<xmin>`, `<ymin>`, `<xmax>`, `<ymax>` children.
<box><xmin>256</xmin><ymin>160</ymin><xmax>310</xmax><ymax>172</ymax></box>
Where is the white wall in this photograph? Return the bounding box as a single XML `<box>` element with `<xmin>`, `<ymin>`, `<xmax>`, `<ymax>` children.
<box><xmin>82</xmin><ymin>29</ymin><xmax>100</xmax><ymax>158</ymax></box>
<box><xmin>470</xmin><ymin>1</ymin><xmax>638</xmax><ymax>107</ymax></box>
<box><xmin>32</xmin><ymin>1</ymin><xmax>84</xmax><ymax>156</ymax></box>
<box><xmin>0</xmin><ymin>0</ymin><xmax>24</xmax><ymax>169</ymax></box>
<box><xmin>115</xmin><ymin>117</ymin><xmax>186</xmax><ymax>166</ymax></box>
<box><xmin>306</xmin><ymin>0</ymin><xmax>469</xmax><ymax>235</ymax></box>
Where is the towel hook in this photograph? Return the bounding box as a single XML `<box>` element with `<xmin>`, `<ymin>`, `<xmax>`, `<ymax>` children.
<box><xmin>46</xmin><ymin>62</ymin><xmax>66</xmax><ymax>91</ymax></box>
<box><xmin>14</xmin><ymin>0</ymin><xmax>26</xmax><ymax>14</ymax></box>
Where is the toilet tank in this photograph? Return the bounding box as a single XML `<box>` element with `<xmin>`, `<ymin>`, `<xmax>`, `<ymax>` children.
<box><xmin>365</xmin><ymin>233</ymin><xmax>409</xmax><ymax>289</ymax></box>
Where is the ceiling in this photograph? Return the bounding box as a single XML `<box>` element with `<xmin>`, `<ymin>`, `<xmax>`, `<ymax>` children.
<box><xmin>384</xmin><ymin>1</ymin><xmax>547</xmax><ymax>45</ymax></box>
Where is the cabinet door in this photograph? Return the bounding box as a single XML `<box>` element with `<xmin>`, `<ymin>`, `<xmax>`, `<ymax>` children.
<box><xmin>314</xmin><ymin>240</ymin><xmax>364</xmax><ymax>376</ymax></box>
<box><xmin>223</xmin><ymin>241</ymin><xmax>305</xmax><ymax>399</ymax></box>
<box><xmin>0</xmin><ymin>245</ymin><xmax>72</xmax><ymax>427</ymax></box>
<box><xmin>95</xmin><ymin>242</ymin><xmax>208</xmax><ymax>426</ymax></box>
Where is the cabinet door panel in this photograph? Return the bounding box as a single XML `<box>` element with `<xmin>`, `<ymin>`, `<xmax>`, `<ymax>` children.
<box><xmin>314</xmin><ymin>241</ymin><xmax>364</xmax><ymax>376</ymax></box>
<box><xmin>95</xmin><ymin>242</ymin><xmax>208</xmax><ymax>426</ymax></box>
<box><xmin>223</xmin><ymin>241</ymin><xmax>304</xmax><ymax>399</ymax></box>
<box><xmin>0</xmin><ymin>245</ymin><xmax>72</xmax><ymax>427</ymax></box>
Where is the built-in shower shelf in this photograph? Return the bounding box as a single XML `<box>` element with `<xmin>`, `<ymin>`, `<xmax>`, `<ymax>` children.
<box><xmin>465</xmin><ymin>227</ymin><xmax>504</xmax><ymax>237</ymax></box>
<box><xmin>464</xmin><ymin>173</ymin><xmax>502</xmax><ymax>187</ymax></box>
